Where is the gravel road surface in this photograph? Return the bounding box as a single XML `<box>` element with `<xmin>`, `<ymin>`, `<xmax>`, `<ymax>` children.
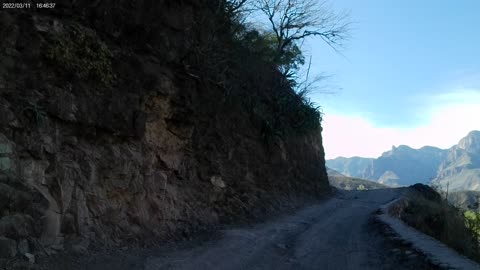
<box><xmin>40</xmin><ymin>188</ymin><xmax>443</xmax><ymax>270</ymax></box>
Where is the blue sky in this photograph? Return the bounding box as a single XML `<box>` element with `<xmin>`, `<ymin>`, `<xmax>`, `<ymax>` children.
<box><xmin>303</xmin><ymin>0</ymin><xmax>480</xmax><ymax>158</ymax></box>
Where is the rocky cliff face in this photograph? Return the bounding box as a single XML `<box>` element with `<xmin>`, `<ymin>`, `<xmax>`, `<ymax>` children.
<box><xmin>434</xmin><ymin>131</ymin><xmax>480</xmax><ymax>191</ymax></box>
<box><xmin>0</xmin><ymin>1</ymin><xmax>329</xmax><ymax>259</ymax></box>
<box><xmin>458</xmin><ymin>131</ymin><xmax>480</xmax><ymax>153</ymax></box>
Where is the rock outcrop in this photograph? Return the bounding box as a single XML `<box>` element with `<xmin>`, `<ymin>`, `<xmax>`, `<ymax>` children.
<box><xmin>0</xmin><ymin>0</ymin><xmax>329</xmax><ymax>259</ymax></box>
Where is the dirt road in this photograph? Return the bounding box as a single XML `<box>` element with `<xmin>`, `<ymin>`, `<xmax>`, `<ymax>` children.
<box><xmin>142</xmin><ymin>189</ymin><xmax>407</xmax><ymax>270</ymax></box>
<box><xmin>42</xmin><ymin>188</ymin><xmax>437</xmax><ymax>270</ymax></box>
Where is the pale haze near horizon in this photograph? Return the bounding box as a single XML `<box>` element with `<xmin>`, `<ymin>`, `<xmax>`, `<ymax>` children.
<box><xmin>322</xmin><ymin>92</ymin><xmax>480</xmax><ymax>159</ymax></box>
<box><xmin>303</xmin><ymin>1</ymin><xmax>480</xmax><ymax>159</ymax></box>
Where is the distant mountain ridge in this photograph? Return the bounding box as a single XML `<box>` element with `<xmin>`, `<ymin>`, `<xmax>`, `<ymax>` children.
<box><xmin>326</xmin><ymin>130</ymin><xmax>480</xmax><ymax>190</ymax></box>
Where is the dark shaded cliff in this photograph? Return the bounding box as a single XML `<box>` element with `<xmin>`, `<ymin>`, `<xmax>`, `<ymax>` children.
<box><xmin>0</xmin><ymin>0</ymin><xmax>329</xmax><ymax>258</ymax></box>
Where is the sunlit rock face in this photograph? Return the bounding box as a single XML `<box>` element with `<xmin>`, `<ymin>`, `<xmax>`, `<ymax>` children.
<box><xmin>434</xmin><ymin>131</ymin><xmax>480</xmax><ymax>191</ymax></box>
<box><xmin>458</xmin><ymin>131</ymin><xmax>480</xmax><ymax>153</ymax></box>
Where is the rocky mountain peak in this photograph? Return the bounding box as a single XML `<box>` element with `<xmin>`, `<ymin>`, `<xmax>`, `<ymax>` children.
<box><xmin>381</xmin><ymin>145</ymin><xmax>416</xmax><ymax>157</ymax></box>
<box><xmin>458</xmin><ymin>130</ymin><xmax>480</xmax><ymax>152</ymax></box>
<box><xmin>327</xmin><ymin>130</ymin><xmax>479</xmax><ymax>189</ymax></box>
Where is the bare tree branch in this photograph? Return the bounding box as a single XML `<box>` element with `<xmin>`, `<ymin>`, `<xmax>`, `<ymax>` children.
<box><xmin>226</xmin><ymin>0</ymin><xmax>250</xmax><ymax>14</ymax></box>
<box><xmin>254</xmin><ymin>0</ymin><xmax>350</xmax><ymax>55</ymax></box>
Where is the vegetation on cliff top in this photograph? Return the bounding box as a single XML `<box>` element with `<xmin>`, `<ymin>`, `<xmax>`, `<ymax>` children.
<box><xmin>41</xmin><ymin>0</ymin><xmax>347</xmax><ymax>136</ymax></box>
<box><xmin>195</xmin><ymin>0</ymin><xmax>348</xmax><ymax>136</ymax></box>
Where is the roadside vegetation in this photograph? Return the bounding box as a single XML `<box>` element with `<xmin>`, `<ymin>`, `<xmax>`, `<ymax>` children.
<box><xmin>451</xmin><ymin>191</ymin><xmax>480</xmax><ymax>255</ymax></box>
<box><xmin>430</xmin><ymin>186</ymin><xmax>480</xmax><ymax>247</ymax></box>
<box><xmin>465</xmin><ymin>210</ymin><xmax>480</xmax><ymax>242</ymax></box>
<box><xmin>194</xmin><ymin>0</ymin><xmax>349</xmax><ymax>137</ymax></box>
<box><xmin>400</xmin><ymin>184</ymin><xmax>480</xmax><ymax>262</ymax></box>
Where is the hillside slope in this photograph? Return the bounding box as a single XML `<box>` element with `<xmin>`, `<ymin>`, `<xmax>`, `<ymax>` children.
<box><xmin>325</xmin><ymin>157</ymin><xmax>374</xmax><ymax>179</ymax></box>
<box><xmin>0</xmin><ymin>1</ymin><xmax>329</xmax><ymax>259</ymax></box>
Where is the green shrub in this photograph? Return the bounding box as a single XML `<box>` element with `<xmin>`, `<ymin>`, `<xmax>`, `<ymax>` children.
<box><xmin>234</xmin><ymin>29</ymin><xmax>305</xmax><ymax>80</ymax></box>
<box><xmin>234</xmin><ymin>30</ymin><xmax>321</xmax><ymax>135</ymax></box>
<box><xmin>357</xmin><ymin>184</ymin><xmax>366</xmax><ymax>191</ymax></box>
<box><xmin>45</xmin><ymin>24</ymin><xmax>115</xmax><ymax>88</ymax></box>
<box><xmin>465</xmin><ymin>210</ymin><xmax>480</xmax><ymax>242</ymax></box>
<box><xmin>253</xmin><ymin>89</ymin><xmax>321</xmax><ymax>144</ymax></box>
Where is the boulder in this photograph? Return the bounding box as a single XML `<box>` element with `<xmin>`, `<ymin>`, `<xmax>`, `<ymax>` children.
<box><xmin>24</xmin><ymin>252</ymin><xmax>35</xmax><ymax>264</ymax></box>
<box><xmin>210</xmin><ymin>176</ymin><xmax>226</xmax><ymax>188</ymax></box>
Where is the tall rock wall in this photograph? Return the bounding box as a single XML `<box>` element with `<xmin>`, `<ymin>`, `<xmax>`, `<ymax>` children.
<box><xmin>0</xmin><ymin>1</ymin><xmax>329</xmax><ymax>257</ymax></box>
